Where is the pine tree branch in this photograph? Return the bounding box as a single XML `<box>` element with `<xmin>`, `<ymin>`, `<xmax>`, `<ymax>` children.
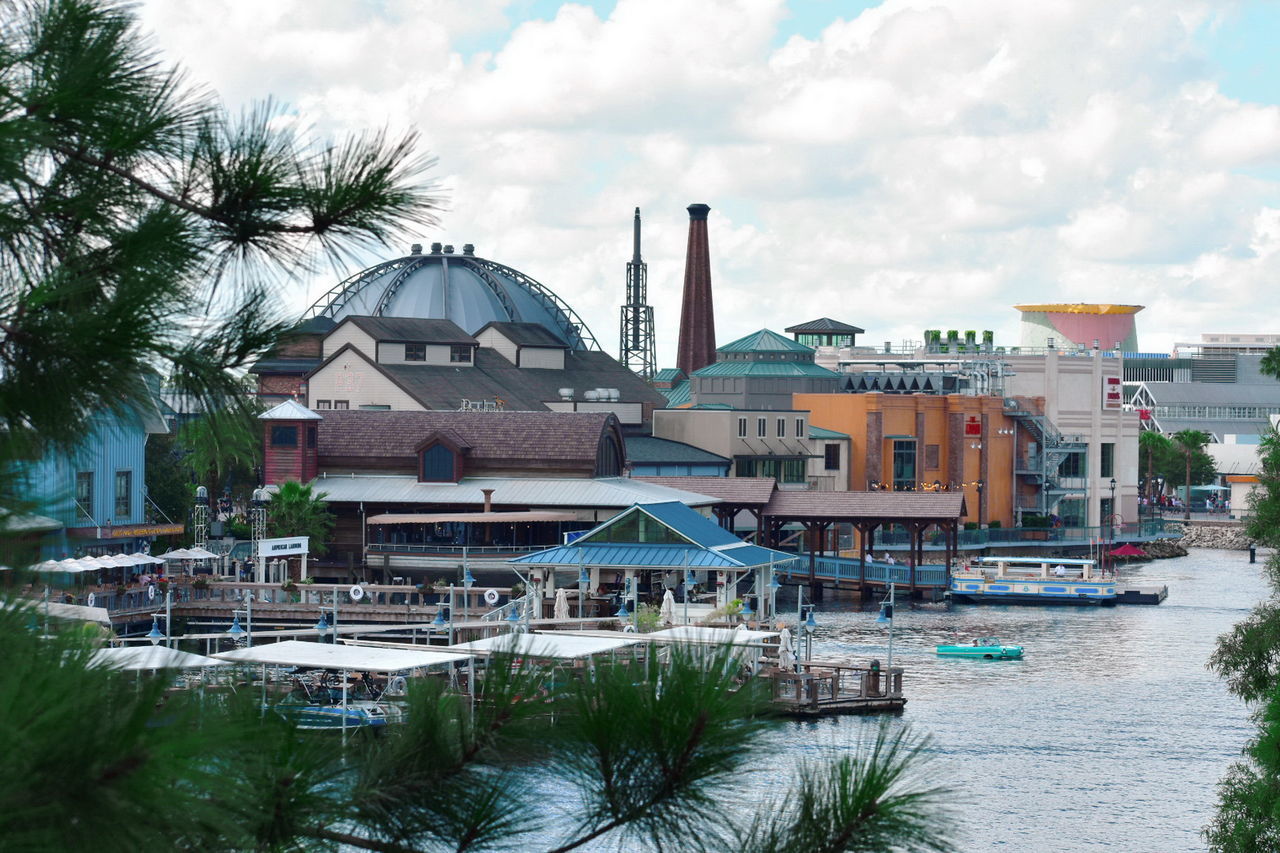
<box><xmin>44</xmin><ymin>139</ymin><xmax>316</xmax><ymax>234</ymax></box>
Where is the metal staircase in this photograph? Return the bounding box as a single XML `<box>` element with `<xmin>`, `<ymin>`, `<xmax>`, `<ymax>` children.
<box><xmin>1003</xmin><ymin>397</ymin><xmax>1087</xmax><ymax>519</ymax></box>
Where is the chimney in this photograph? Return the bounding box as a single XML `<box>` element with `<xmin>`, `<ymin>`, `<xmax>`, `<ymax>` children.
<box><xmin>676</xmin><ymin>203</ymin><xmax>716</xmax><ymax>376</ymax></box>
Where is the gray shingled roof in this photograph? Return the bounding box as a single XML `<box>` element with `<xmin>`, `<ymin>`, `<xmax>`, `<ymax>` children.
<box><xmin>369</xmin><ymin>348</ymin><xmax>667</xmax><ymax>411</ymax></box>
<box><xmin>316</xmin><ymin>409</ymin><xmax>617</xmax><ymax>465</ymax></box>
<box><xmin>347</xmin><ymin>316</ymin><xmax>478</xmax><ymax>345</ymax></box>
<box><xmin>784</xmin><ymin>318</ymin><xmax>865</xmax><ymax>334</ymax></box>
<box><xmin>624</xmin><ymin>436</ymin><xmax>730</xmax><ymax>465</ymax></box>
<box><xmin>477</xmin><ymin>321</ymin><xmax>568</xmax><ymax>349</ymax></box>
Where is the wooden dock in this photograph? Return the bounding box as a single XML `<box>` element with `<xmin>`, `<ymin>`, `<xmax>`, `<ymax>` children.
<box><xmin>767</xmin><ymin>661</ymin><xmax>906</xmax><ymax>716</ymax></box>
<box><xmin>1115</xmin><ymin>585</ymin><xmax>1168</xmax><ymax>605</ymax></box>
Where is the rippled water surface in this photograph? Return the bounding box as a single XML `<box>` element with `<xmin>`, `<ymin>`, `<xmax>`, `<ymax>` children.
<box><xmin>525</xmin><ymin>549</ymin><xmax>1264</xmax><ymax>852</ymax></box>
<box><xmin>749</xmin><ymin>548</ymin><xmax>1264</xmax><ymax>852</ymax></box>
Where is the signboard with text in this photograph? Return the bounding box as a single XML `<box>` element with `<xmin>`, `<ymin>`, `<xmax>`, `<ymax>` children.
<box><xmin>257</xmin><ymin>536</ymin><xmax>310</xmax><ymax>558</ymax></box>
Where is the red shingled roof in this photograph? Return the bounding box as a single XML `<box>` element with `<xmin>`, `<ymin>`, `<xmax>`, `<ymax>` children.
<box><xmin>316</xmin><ymin>409</ymin><xmax>618</xmax><ymax>465</ymax></box>
<box><xmin>763</xmin><ymin>491</ymin><xmax>967</xmax><ymax>520</ymax></box>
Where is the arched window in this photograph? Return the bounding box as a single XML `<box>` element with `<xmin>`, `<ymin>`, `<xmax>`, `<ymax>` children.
<box><xmin>595</xmin><ymin>434</ymin><xmax>623</xmax><ymax>477</ymax></box>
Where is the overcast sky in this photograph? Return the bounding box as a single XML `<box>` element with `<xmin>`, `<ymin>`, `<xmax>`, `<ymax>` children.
<box><xmin>139</xmin><ymin>0</ymin><xmax>1280</xmax><ymax>365</ymax></box>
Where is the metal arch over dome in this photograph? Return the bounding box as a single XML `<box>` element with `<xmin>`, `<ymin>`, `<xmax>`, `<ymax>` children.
<box><xmin>305</xmin><ymin>247</ymin><xmax>601</xmax><ymax>352</ymax></box>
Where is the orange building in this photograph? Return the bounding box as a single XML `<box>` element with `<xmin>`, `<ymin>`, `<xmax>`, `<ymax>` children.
<box><xmin>792</xmin><ymin>392</ymin><xmax>1020</xmax><ymax>528</ymax></box>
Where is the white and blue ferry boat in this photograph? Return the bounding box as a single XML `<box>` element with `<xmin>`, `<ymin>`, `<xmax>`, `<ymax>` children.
<box><xmin>949</xmin><ymin>556</ymin><xmax>1116</xmax><ymax>606</ymax></box>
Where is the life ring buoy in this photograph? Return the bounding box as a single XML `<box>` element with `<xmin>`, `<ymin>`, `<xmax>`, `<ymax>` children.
<box><xmin>385</xmin><ymin>676</ymin><xmax>407</xmax><ymax>696</ymax></box>
<box><xmin>147</xmin><ymin>584</ymin><xmax>156</xmax><ymax>601</ymax></box>
<box><xmin>484</xmin><ymin>588</ymin><xmax>500</xmax><ymax>605</ymax></box>
<box><xmin>622</xmin><ymin>624</ymin><xmax>636</xmax><ymax>633</ymax></box>
<box><xmin>349</xmin><ymin>584</ymin><xmax>365</xmax><ymax>601</ymax></box>
<box><xmin>86</xmin><ymin>592</ymin><xmax>96</xmax><ymax>608</ymax></box>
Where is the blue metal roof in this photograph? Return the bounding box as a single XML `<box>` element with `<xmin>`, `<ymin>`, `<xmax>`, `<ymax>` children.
<box><xmin>511</xmin><ymin>501</ymin><xmax>794</xmax><ymax>569</ymax></box>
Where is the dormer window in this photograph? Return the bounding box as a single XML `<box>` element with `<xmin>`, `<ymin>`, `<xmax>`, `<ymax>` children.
<box><xmin>405</xmin><ymin>343</ymin><xmax>426</xmax><ymax>361</ymax></box>
<box><xmin>450</xmin><ymin>345</ymin><xmax>472</xmax><ymax>363</ymax></box>
<box><xmin>420</xmin><ymin>443</ymin><xmax>460</xmax><ymax>482</ymax></box>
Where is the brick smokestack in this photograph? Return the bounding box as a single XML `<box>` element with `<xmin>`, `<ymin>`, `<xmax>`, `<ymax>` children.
<box><xmin>676</xmin><ymin>203</ymin><xmax>716</xmax><ymax>376</ymax></box>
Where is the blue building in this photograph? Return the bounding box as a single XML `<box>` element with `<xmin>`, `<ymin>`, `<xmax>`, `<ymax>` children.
<box><xmin>18</xmin><ymin>409</ymin><xmax>173</xmax><ymax>559</ymax></box>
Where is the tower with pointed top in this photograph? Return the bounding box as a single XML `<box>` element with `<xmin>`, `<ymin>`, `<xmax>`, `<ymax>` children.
<box><xmin>677</xmin><ymin>203</ymin><xmax>716</xmax><ymax>376</ymax></box>
<box><xmin>619</xmin><ymin>207</ymin><xmax>657</xmax><ymax>379</ymax></box>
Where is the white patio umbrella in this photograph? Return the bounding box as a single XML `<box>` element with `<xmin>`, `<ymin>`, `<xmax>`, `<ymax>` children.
<box><xmin>778</xmin><ymin>627</ymin><xmax>796</xmax><ymax>672</ymax></box>
<box><xmin>553</xmin><ymin>588</ymin><xmax>571</xmax><ymax>621</ymax></box>
<box><xmin>186</xmin><ymin>547</ymin><xmax>219</xmax><ymax>560</ymax></box>
<box><xmin>156</xmin><ymin>548</ymin><xmax>193</xmax><ymax>560</ymax></box>
<box><xmin>129</xmin><ymin>553</ymin><xmax>165</xmax><ymax>565</ymax></box>
<box><xmin>660</xmin><ymin>589</ymin><xmax>677</xmax><ymax>625</ymax></box>
<box><xmin>55</xmin><ymin>558</ymin><xmax>98</xmax><ymax>574</ymax></box>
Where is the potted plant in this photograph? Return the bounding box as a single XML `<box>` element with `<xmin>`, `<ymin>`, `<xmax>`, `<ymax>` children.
<box><xmin>114</xmin><ymin>583</ymin><xmax>127</xmax><ymax>598</ymax></box>
<box><xmin>192</xmin><ymin>576</ymin><xmax>210</xmax><ymax>591</ymax></box>
<box><xmin>510</xmin><ymin>581</ymin><xmax>526</xmax><ymax>599</ymax></box>
<box><xmin>280</xmin><ymin>579</ymin><xmax>297</xmax><ymax>592</ymax></box>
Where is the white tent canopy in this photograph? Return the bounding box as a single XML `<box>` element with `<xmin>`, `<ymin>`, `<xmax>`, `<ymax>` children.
<box><xmin>3</xmin><ymin>599</ymin><xmax>111</xmax><ymax>625</ymax></box>
<box><xmin>89</xmin><ymin>646</ymin><xmax>228</xmax><ymax>671</ymax></box>
<box><xmin>216</xmin><ymin>639</ymin><xmax>470</xmax><ymax>671</ymax></box>
<box><xmin>647</xmin><ymin>626</ymin><xmax>781</xmax><ymax>647</ymax></box>
<box><xmin>448</xmin><ymin>632</ymin><xmax>640</xmax><ymax>660</ymax></box>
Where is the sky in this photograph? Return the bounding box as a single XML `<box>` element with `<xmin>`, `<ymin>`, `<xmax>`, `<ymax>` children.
<box><xmin>138</xmin><ymin>0</ymin><xmax>1280</xmax><ymax>366</ymax></box>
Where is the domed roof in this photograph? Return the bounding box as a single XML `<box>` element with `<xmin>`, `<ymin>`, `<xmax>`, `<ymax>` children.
<box><xmin>306</xmin><ymin>243</ymin><xmax>599</xmax><ymax>351</ymax></box>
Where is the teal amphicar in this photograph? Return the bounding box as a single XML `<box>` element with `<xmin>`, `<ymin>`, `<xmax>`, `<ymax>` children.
<box><xmin>935</xmin><ymin>636</ymin><xmax>1023</xmax><ymax>660</ymax></box>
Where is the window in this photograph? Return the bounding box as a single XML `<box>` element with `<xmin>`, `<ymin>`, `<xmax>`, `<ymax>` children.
<box><xmin>824</xmin><ymin>444</ymin><xmax>841</xmax><ymax>471</ymax></box>
<box><xmin>892</xmin><ymin>440</ymin><xmax>916</xmax><ymax>491</ymax></box>
<box><xmin>450</xmin><ymin>345</ymin><xmax>472</xmax><ymax>363</ymax></box>
<box><xmin>757</xmin><ymin>418</ymin><xmax>766</xmax><ymax>437</ymax></box>
<box><xmin>1060</xmin><ymin>451</ymin><xmax>1085</xmax><ymax>478</ymax></box>
<box><xmin>582</xmin><ymin>510</ymin><xmax>690</xmax><ymax>545</ymax></box>
<box><xmin>776</xmin><ymin>417</ymin><xmax>786</xmax><ymax>437</ymax></box>
<box><xmin>420</xmin><ymin>444</ymin><xmax>458</xmax><ymax>482</ymax></box>
<box><xmin>114</xmin><ymin>470</ymin><xmax>131</xmax><ymax>519</ymax></box>
<box><xmin>333</xmin><ymin>400</ymin><xmax>349</xmax><ymax>410</ymax></box>
<box><xmin>307</xmin><ymin>426</ymin><xmax>317</xmax><ymax>448</ymax></box>
<box><xmin>315</xmin><ymin>400</ymin><xmax>332</xmax><ymax>410</ymax></box>
<box><xmin>405</xmin><ymin>343</ymin><xmax>426</xmax><ymax>361</ymax></box>
<box><xmin>270</xmin><ymin>425</ymin><xmax>298</xmax><ymax>447</ymax></box>
<box><xmin>737</xmin><ymin>417</ymin><xmax>747</xmax><ymax>437</ymax></box>
<box><xmin>734</xmin><ymin>456</ymin><xmax>807</xmax><ymax>483</ymax></box>
<box><xmin>796</xmin><ymin>418</ymin><xmax>805</xmax><ymax>437</ymax></box>
<box><xmin>1100</xmin><ymin>442</ymin><xmax>1115</xmax><ymax>479</ymax></box>
<box><xmin>270</xmin><ymin>422</ymin><xmax>296</xmax><ymax>445</ymax></box>
<box><xmin>925</xmin><ymin>444</ymin><xmax>940</xmax><ymax>470</ymax></box>
<box><xmin>75</xmin><ymin>472</ymin><xmax>93</xmax><ymax>521</ymax></box>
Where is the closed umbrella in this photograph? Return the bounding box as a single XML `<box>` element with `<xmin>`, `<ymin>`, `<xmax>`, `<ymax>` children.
<box><xmin>778</xmin><ymin>627</ymin><xmax>796</xmax><ymax>672</ymax></box>
<box><xmin>553</xmin><ymin>588</ymin><xmax>570</xmax><ymax>621</ymax></box>
<box><xmin>660</xmin><ymin>589</ymin><xmax>677</xmax><ymax>625</ymax></box>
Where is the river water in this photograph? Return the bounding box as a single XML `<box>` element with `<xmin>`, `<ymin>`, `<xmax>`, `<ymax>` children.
<box><xmin>752</xmin><ymin>547</ymin><xmax>1264</xmax><ymax>852</ymax></box>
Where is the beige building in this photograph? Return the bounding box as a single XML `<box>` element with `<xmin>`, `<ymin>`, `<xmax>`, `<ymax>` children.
<box><xmin>651</xmin><ymin>408</ymin><xmax>850</xmax><ymax>492</ymax></box>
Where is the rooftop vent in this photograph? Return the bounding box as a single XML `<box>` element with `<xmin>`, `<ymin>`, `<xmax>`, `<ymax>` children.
<box><xmin>443</xmin><ymin>244</ymin><xmax>455</xmax><ymax>254</ymax></box>
<box><xmin>583</xmin><ymin>389</ymin><xmax>600</xmax><ymax>402</ymax></box>
<box><xmin>558</xmin><ymin>387</ymin><xmax>574</xmax><ymax>401</ymax></box>
<box><xmin>462</xmin><ymin>243</ymin><xmax>475</xmax><ymax>256</ymax></box>
<box><xmin>410</xmin><ymin>243</ymin><xmax>422</xmax><ymax>255</ymax></box>
<box><xmin>430</xmin><ymin>242</ymin><xmax>442</xmax><ymax>254</ymax></box>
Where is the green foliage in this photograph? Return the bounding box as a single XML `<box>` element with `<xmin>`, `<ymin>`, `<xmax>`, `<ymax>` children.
<box><xmin>175</xmin><ymin>406</ymin><xmax>262</xmax><ymax>501</ymax></box>
<box><xmin>741</xmin><ymin>726</ymin><xmax>952</xmax><ymax>853</ymax></box>
<box><xmin>267</xmin><ymin>481</ymin><xmax>335</xmax><ymax>555</ymax></box>
<box><xmin>0</xmin><ymin>0</ymin><xmax>441</xmax><ymax>522</ymax></box>
<box><xmin>1139</xmin><ymin>430</ymin><xmax>1215</xmax><ymax>491</ymax></box>
<box><xmin>143</xmin><ymin>431</ymin><xmax>190</xmax><ymax>526</ymax></box>
<box><xmin>635</xmin><ymin>602</ymin><xmax>663</xmax><ymax>632</ymax></box>
<box><xmin>0</xmin><ymin>607</ymin><xmax>955</xmax><ymax>853</ymax></box>
<box><xmin>1210</xmin><ymin>427</ymin><xmax>1280</xmax><ymax>849</ymax></box>
<box><xmin>1260</xmin><ymin>346</ymin><xmax>1280</xmax><ymax>382</ymax></box>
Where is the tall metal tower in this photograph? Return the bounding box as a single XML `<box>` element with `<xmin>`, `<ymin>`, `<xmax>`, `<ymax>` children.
<box><xmin>619</xmin><ymin>207</ymin><xmax>657</xmax><ymax>379</ymax></box>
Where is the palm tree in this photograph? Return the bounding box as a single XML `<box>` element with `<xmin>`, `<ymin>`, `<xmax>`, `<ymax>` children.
<box><xmin>267</xmin><ymin>481</ymin><xmax>335</xmax><ymax>555</ymax></box>
<box><xmin>1261</xmin><ymin>345</ymin><xmax>1280</xmax><ymax>382</ymax></box>
<box><xmin>1172</xmin><ymin>429</ymin><xmax>1212</xmax><ymax>521</ymax></box>
<box><xmin>1138</xmin><ymin>430</ymin><xmax>1172</xmax><ymax>510</ymax></box>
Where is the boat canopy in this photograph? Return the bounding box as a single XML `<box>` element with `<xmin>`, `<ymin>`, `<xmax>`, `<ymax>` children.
<box><xmin>216</xmin><ymin>639</ymin><xmax>471</xmax><ymax>671</ymax></box>
<box><xmin>447</xmin><ymin>632</ymin><xmax>640</xmax><ymax>659</ymax></box>
<box><xmin>647</xmin><ymin>626</ymin><xmax>781</xmax><ymax>647</ymax></box>
<box><xmin>89</xmin><ymin>646</ymin><xmax>228</xmax><ymax>670</ymax></box>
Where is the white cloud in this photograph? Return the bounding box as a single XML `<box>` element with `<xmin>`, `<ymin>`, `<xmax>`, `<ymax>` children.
<box><xmin>139</xmin><ymin>0</ymin><xmax>1280</xmax><ymax>362</ymax></box>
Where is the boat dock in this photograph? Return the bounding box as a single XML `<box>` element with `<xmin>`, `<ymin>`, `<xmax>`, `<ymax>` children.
<box><xmin>767</xmin><ymin>660</ymin><xmax>905</xmax><ymax>716</ymax></box>
<box><xmin>1115</xmin><ymin>585</ymin><xmax>1168</xmax><ymax>605</ymax></box>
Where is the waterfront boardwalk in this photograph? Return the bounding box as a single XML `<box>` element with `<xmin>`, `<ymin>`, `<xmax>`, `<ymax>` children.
<box><xmin>768</xmin><ymin>660</ymin><xmax>906</xmax><ymax>716</ymax></box>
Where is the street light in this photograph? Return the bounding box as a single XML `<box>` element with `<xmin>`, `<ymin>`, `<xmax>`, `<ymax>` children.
<box><xmin>314</xmin><ymin>613</ymin><xmax>331</xmax><ymax>638</ymax></box>
<box><xmin>146</xmin><ymin>615</ymin><xmax>166</xmax><ymax>646</ymax></box>
<box><xmin>803</xmin><ymin>607</ymin><xmax>817</xmax><ymax>661</ymax></box>
<box><xmin>876</xmin><ymin>582</ymin><xmax>896</xmax><ymax>671</ymax></box>
<box><xmin>578</xmin><ymin>561</ymin><xmax>590</xmax><ymax>620</ymax></box>
<box><xmin>226</xmin><ymin>615</ymin><xmax>245</xmax><ymax>642</ymax></box>
<box><xmin>975</xmin><ymin>479</ymin><xmax>985</xmax><ymax>528</ymax></box>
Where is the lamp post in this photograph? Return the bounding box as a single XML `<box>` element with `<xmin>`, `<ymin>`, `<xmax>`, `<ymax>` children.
<box><xmin>577</xmin><ymin>554</ymin><xmax>590</xmax><ymax>620</ymax></box>
<box><xmin>803</xmin><ymin>607</ymin><xmax>817</xmax><ymax>661</ymax></box>
<box><xmin>315</xmin><ymin>592</ymin><xmax>338</xmax><ymax>643</ymax></box>
<box><xmin>975</xmin><ymin>479</ymin><xmax>985</xmax><ymax>529</ymax></box>
<box><xmin>876</xmin><ymin>583</ymin><xmax>896</xmax><ymax>671</ymax></box>
<box><xmin>1108</xmin><ymin>477</ymin><xmax>1117</xmax><ymax>539</ymax></box>
<box><xmin>462</xmin><ymin>559</ymin><xmax>475</xmax><ymax>636</ymax></box>
<box><xmin>684</xmin><ymin>557</ymin><xmax>695</xmax><ymax>628</ymax></box>
<box><xmin>769</xmin><ymin>573</ymin><xmax>781</xmax><ymax>628</ymax></box>
<box><xmin>147</xmin><ymin>615</ymin><xmax>166</xmax><ymax>646</ymax></box>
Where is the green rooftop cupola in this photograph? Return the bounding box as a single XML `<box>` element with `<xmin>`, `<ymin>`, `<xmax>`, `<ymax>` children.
<box><xmin>717</xmin><ymin>328</ymin><xmax>814</xmax><ymax>355</ymax></box>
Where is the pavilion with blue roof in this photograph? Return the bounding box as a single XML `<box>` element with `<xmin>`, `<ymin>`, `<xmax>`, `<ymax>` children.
<box><xmin>511</xmin><ymin>501</ymin><xmax>796</xmax><ymax>620</ymax></box>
